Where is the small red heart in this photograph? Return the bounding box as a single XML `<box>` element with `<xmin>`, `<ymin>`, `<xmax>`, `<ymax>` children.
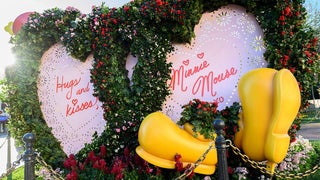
<box><xmin>182</xmin><ymin>59</ymin><xmax>189</xmax><ymax>66</ymax></box>
<box><xmin>72</xmin><ymin>99</ymin><xmax>78</xmax><ymax>105</ymax></box>
<box><xmin>197</xmin><ymin>52</ymin><xmax>204</xmax><ymax>59</ymax></box>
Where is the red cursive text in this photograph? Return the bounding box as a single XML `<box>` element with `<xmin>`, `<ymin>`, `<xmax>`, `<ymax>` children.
<box><xmin>56</xmin><ymin>76</ymin><xmax>81</xmax><ymax>100</ymax></box>
<box><xmin>66</xmin><ymin>97</ymin><xmax>98</xmax><ymax>117</ymax></box>
<box><xmin>169</xmin><ymin>60</ymin><xmax>210</xmax><ymax>92</ymax></box>
<box><xmin>192</xmin><ymin>67</ymin><xmax>238</xmax><ymax>97</ymax></box>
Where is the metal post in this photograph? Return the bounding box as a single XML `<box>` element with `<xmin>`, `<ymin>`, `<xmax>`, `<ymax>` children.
<box><xmin>23</xmin><ymin>133</ymin><xmax>35</xmax><ymax>180</ymax></box>
<box><xmin>213</xmin><ymin>118</ymin><xmax>229</xmax><ymax>180</ymax></box>
<box><xmin>6</xmin><ymin>131</ymin><xmax>12</xmax><ymax>180</ymax></box>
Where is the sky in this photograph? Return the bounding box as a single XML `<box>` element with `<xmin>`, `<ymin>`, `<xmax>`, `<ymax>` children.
<box><xmin>0</xmin><ymin>0</ymin><xmax>319</xmax><ymax>78</ymax></box>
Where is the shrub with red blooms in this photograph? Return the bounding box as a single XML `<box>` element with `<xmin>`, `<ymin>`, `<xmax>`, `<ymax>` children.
<box><xmin>63</xmin><ymin>146</ymin><xmax>207</xmax><ymax>179</ymax></box>
<box><xmin>63</xmin><ymin>145</ymin><xmax>114</xmax><ymax>180</ymax></box>
<box><xmin>63</xmin><ymin>145</ymin><xmax>169</xmax><ymax>179</ymax></box>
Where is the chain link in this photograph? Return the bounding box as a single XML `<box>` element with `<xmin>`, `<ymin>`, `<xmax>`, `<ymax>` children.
<box><xmin>226</xmin><ymin>139</ymin><xmax>320</xmax><ymax>179</ymax></box>
<box><xmin>274</xmin><ymin>164</ymin><xmax>320</xmax><ymax>179</ymax></box>
<box><xmin>35</xmin><ymin>152</ymin><xmax>65</xmax><ymax>180</ymax></box>
<box><xmin>175</xmin><ymin>140</ymin><xmax>216</xmax><ymax>180</ymax></box>
<box><xmin>226</xmin><ymin>140</ymin><xmax>272</xmax><ymax>175</ymax></box>
<box><xmin>0</xmin><ymin>152</ymin><xmax>64</xmax><ymax>179</ymax></box>
<box><xmin>0</xmin><ymin>155</ymin><xmax>23</xmax><ymax>179</ymax></box>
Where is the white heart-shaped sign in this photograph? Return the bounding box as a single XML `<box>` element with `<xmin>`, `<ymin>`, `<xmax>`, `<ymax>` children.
<box><xmin>162</xmin><ymin>4</ymin><xmax>267</xmax><ymax>121</ymax></box>
<box><xmin>37</xmin><ymin>43</ymin><xmax>106</xmax><ymax>155</ymax></box>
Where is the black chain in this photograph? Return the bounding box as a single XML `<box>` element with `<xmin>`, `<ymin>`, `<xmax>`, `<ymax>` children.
<box><xmin>0</xmin><ymin>155</ymin><xmax>23</xmax><ymax>179</ymax></box>
<box><xmin>175</xmin><ymin>141</ymin><xmax>216</xmax><ymax>180</ymax></box>
<box><xmin>35</xmin><ymin>152</ymin><xmax>64</xmax><ymax>180</ymax></box>
<box><xmin>226</xmin><ymin>140</ymin><xmax>320</xmax><ymax>179</ymax></box>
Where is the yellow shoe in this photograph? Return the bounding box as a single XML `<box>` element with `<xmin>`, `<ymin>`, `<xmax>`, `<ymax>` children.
<box><xmin>264</xmin><ymin>69</ymin><xmax>300</xmax><ymax>173</ymax></box>
<box><xmin>136</xmin><ymin>111</ymin><xmax>217</xmax><ymax>175</ymax></box>
<box><xmin>237</xmin><ymin>68</ymin><xmax>277</xmax><ymax>161</ymax></box>
<box><xmin>235</xmin><ymin>68</ymin><xmax>300</xmax><ymax>174</ymax></box>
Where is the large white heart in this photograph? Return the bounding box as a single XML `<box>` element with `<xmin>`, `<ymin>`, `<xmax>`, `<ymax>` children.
<box><xmin>37</xmin><ymin>43</ymin><xmax>106</xmax><ymax>155</ymax></box>
<box><xmin>161</xmin><ymin>4</ymin><xmax>267</xmax><ymax>121</ymax></box>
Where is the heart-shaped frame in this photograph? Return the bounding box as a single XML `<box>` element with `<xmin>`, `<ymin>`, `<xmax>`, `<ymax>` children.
<box><xmin>38</xmin><ymin>43</ymin><xmax>106</xmax><ymax>155</ymax></box>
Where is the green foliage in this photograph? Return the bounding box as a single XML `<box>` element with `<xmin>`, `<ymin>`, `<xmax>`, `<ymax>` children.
<box><xmin>177</xmin><ymin>99</ymin><xmax>241</xmax><ymax>140</ymax></box>
<box><xmin>0</xmin><ymin>79</ymin><xmax>8</xmax><ymax>102</ymax></box>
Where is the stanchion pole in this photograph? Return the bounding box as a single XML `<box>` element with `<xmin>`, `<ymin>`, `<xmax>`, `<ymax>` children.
<box><xmin>23</xmin><ymin>133</ymin><xmax>35</xmax><ymax>180</ymax></box>
<box><xmin>6</xmin><ymin>130</ymin><xmax>12</xmax><ymax>180</ymax></box>
<box><xmin>213</xmin><ymin>118</ymin><xmax>229</xmax><ymax>180</ymax></box>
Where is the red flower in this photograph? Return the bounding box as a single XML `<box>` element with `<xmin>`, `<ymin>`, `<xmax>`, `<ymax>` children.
<box><xmin>63</xmin><ymin>154</ymin><xmax>77</xmax><ymax>169</ymax></box>
<box><xmin>101</xmin><ymin>28</ymin><xmax>105</xmax><ymax>36</ymax></box>
<box><xmin>66</xmin><ymin>169</ymin><xmax>78</xmax><ymax>180</ymax></box>
<box><xmin>79</xmin><ymin>162</ymin><xmax>86</xmax><ymax>171</ymax></box>
<box><xmin>290</xmin><ymin>31</ymin><xmax>293</xmax><ymax>36</ymax></box>
<box><xmin>93</xmin><ymin>160</ymin><xmax>100</xmax><ymax>169</ymax></box>
<box><xmin>233</xmin><ymin>125</ymin><xmax>238</xmax><ymax>133</ymax></box>
<box><xmin>175</xmin><ymin>161</ymin><xmax>184</xmax><ymax>171</ymax></box>
<box><xmin>156</xmin><ymin>0</ymin><xmax>163</xmax><ymax>6</ymax></box>
<box><xmin>87</xmin><ymin>151</ymin><xmax>98</xmax><ymax>164</ymax></box>
<box><xmin>312</xmin><ymin>37</ymin><xmax>318</xmax><ymax>46</ymax></box>
<box><xmin>115</xmin><ymin>173</ymin><xmax>124</xmax><ymax>180</ymax></box>
<box><xmin>99</xmin><ymin>159</ymin><xmax>107</xmax><ymax>170</ymax></box>
<box><xmin>99</xmin><ymin>145</ymin><xmax>107</xmax><ymax>158</ymax></box>
<box><xmin>174</xmin><ymin>153</ymin><xmax>182</xmax><ymax>161</ymax></box>
<box><xmin>284</xmin><ymin>6</ymin><xmax>291</xmax><ymax>16</ymax></box>
<box><xmin>184</xmin><ymin>164</ymin><xmax>195</xmax><ymax>179</ymax></box>
<box><xmin>313</xmin><ymin>37</ymin><xmax>318</xmax><ymax>43</ymax></box>
<box><xmin>145</xmin><ymin>166</ymin><xmax>154</xmax><ymax>174</ymax></box>
<box><xmin>292</xmin><ymin>124</ymin><xmax>297</xmax><ymax>129</ymax></box>
<box><xmin>174</xmin><ymin>153</ymin><xmax>184</xmax><ymax>171</ymax></box>
<box><xmin>123</xmin><ymin>6</ymin><xmax>130</xmax><ymax>12</ymax></box>
<box><xmin>307</xmin><ymin>43</ymin><xmax>311</xmax><ymax>48</ymax></box>
<box><xmin>228</xmin><ymin>167</ymin><xmax>234</xmax><ymax>174</ymax></box>
<box><xmin>289</xmin><ymin>67</ymin><xmax>296</xmax><ymax>73</ymax></box>
<box><xmin>279</xmin><ymin>15</ymin><xmax>285</xmax><ymax>21</ymax></box>
<box><xmin>156</xmin><ymin>167</ymin><xmax>162</xmax><ymax>175</ymax></box>
<box><xmin>304</xmin><ymin>50</ymin><xmax>311</xmax><ymax>58</ymax></box>
<box><xmin>91</xmin><ymin>43</ymin><xmax>96</xmax><ymax>50</ymax></box>
<box><xmin>111</xmin><ymin>157</ymin><xmax>126</xmax><ymax>175</ymax></box>
<box><xmin>124</xmin><ymin>147</ymin><xmax>130</xmax><ymax>157</ymax></box>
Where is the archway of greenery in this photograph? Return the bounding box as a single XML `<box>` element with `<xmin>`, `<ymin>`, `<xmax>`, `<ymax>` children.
<box><xmin>3</xmin><ymin>0</ymin><xmax>319</xmax><ymax>175</ymax></box>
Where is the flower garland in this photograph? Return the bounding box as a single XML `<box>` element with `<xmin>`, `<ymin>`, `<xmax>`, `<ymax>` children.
<box><xmin>4</xmin><ymin>0</ymin><xmax>319</xmax><ymax>171</ymax></box>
